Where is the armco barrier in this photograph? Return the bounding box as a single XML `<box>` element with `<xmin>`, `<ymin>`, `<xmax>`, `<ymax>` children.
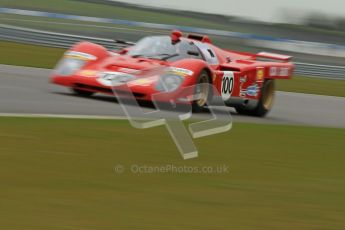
<box><xmin>0</xmin><ymin>24</ymin><xmax>119</xmax><ymax>49</ymax></box>
<box><xmin>294</xmin><ymin>62</ymin><xmax>345</xmax><ymax>80</ymax></box>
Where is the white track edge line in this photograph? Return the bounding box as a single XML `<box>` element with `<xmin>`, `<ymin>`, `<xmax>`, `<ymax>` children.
<box><xmin>0</xmin><ymin>113</ymin><xmax>129</xmax><ymax>120</ymax></box>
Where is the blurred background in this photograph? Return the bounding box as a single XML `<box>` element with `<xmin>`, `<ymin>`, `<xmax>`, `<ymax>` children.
<box><xmin>0</xmin><ymin>1</ymin><xmax>344</xmax><ymax>230</ymax></box>
<box><xmin>1</xmin><ymin>0</ymin><xmax>345</xmax><ymax>65</ymax></box>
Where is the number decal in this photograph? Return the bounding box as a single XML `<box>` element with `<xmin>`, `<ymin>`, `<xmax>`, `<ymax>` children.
<box><xmin>221</xmin><ymin>72</ymin><xmax>234</xmax><ymax>101</ymax></box>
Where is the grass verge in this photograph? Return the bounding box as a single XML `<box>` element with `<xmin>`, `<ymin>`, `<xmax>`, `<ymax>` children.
<box><xmin>0</xmin><ymin>41</ymin><xmax>64</xmax><ymax>69</ymax></box>
<box><xmin>0</xmin><ymin>117</ymin><xmax>344</xmax><ymax>229</ymax></box>
<box><xmin>277</xmin><ymin>76</ymin><xmax>345</xmax><ymax>97</ymax></box>
<box><xmin>1</xmin><ymin>41</ymin><xmax>344</xmax><ymax>97</ymax></box>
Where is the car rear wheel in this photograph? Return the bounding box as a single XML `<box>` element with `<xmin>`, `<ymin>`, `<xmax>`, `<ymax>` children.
<box><xmin>192</xmin><ymin>70</ymin><xmax>212</xmax><ymax>113</ymax></box>
<box><xmin>72</xmin><ymin>88</ymin><xmax>95</xmax><ymax>97</ymax></box>
<box><xmin>235</xmin><ymin>79</ymin><xmax>275</xmax><ymax>117</ymax></box>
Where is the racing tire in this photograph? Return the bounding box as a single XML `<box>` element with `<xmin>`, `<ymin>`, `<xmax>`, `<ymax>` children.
<box><xmin>192</xmin><ymin>70</ymin><xmax>212</xmax><ymax>113</ymax></box>
<box><xmin>235</xmin><ymin>79</ymin><xmax>275</xmax><ymax>117</ymax></box>
<box><xmin>72</xmin><ymin>88</ymin><xmax>95</xmax><ymax>97</ymax></box>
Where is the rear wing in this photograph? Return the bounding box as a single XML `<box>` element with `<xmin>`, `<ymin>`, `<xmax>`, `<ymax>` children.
<box><xmin>256</xmin><ymin>52</ymin><xmax>292</xmax><ymax>62</ymax></box>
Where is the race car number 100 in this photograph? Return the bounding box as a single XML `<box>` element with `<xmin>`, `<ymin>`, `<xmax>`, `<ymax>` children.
<box><xmin>221</xmin><ymin>72</ymin><xmax>234</xmax><ymax>101</ymax></box>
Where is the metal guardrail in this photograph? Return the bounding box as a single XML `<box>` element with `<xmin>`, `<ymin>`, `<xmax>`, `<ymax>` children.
<box><xmin>1</xmin><ymin>24</ymin><xmax>344</xmax><ymax>80</ymax></box>
<box><xmin>294</xmin><ymin>63</ymin><xmax>345</xmax><ymax>80</ymax></box>
<box><xmin>0</xmin><ymin>24</ymin><xmax>124</xmax><ymax>50</ymax></box>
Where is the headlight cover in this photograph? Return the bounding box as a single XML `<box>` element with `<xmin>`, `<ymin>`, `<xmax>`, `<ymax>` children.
<box><xmin>155</xmin><ymin>74</ymin><xmax>184</xmax><ymax>92</ymax></box>
<box><xmin>55</xmin><ymin>58</ymin><xmax>85</xmax><ymax>76</ymax></box>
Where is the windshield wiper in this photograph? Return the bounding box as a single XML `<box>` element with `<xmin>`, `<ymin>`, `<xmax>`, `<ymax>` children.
<box><xmin>160</xmin><ymin>53</ymin><xmax>180</xmax><ymax>60</ymax></box>
<box><xmin>146</xmin><ymin>53</ymin><xmax>180</xmax><ymax>61</ymax></box>
<box><xmin>131</xmin><ymin>54</ymin><xmax>145</xmax><ymax>58</ymax></box>
<box><xmin>132</xmin><ymin>53</ymin><xmax>179</xmax><ymax>61</ymax></box>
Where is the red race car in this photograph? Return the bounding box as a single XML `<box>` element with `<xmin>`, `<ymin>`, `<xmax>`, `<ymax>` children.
<box><xmin>51</xmin><ymin>30</ymin><xmax>294</xmax><ymax>116</ymax></box>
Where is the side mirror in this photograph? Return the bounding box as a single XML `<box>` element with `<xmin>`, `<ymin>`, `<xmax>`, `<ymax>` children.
<box><xmin>119</xmin><ymin>48</ymin><xmax>130</xmax><ymax>55</ymax></box>
<box><xmin>171</xmin><ymin>30</ymin><xmax>182</xmax><ymax>44</ymax></box>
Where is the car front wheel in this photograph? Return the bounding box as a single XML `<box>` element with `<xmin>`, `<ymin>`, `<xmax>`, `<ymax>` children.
<box><xmin>192</xmin><ymin>70</ymin><xmax>212</xmax><ymax>112</ymax></box>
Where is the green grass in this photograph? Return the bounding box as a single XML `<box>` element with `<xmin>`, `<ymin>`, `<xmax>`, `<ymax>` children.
<box><xmin>0</xmin><ymin>117</ymin><xmax>344</xmax><ymax>229</ymax></box>
<box><xmin>0</xmin><ymin>41</ymin><xmax>65</xmax><ymax>69</ymax></box>
<box><xmin>277</xmin><ymin>76</ymin><xmax>345</xmax><ymax>97</ymax></box>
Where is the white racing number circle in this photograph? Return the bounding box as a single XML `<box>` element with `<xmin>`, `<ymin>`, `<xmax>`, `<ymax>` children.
<box><xmin>221</xmin><ymin>71</ymin><xmax>234</xmax><ymax>101</ymax></box>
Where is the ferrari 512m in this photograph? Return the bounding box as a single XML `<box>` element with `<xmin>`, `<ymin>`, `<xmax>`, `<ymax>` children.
<box><xmin>51</xmin><ymin>30</ymin><xmax>294</xmax><ymax>116</ymax></box>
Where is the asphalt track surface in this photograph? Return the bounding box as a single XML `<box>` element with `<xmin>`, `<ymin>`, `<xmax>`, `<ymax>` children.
<box><xmin>0</xmin><ymin>64</ymin><xmax>344</xmax><ymax>128</ymax></box>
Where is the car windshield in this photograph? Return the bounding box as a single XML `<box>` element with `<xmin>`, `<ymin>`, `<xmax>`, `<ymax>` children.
<box><xmin>127</xmin><ymin>36</ymin><xmax>202</xmax><ymax>61</ymax></box>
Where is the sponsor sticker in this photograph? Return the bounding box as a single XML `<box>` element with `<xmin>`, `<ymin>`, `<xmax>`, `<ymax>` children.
<box><xmin>221</xmin><ymin>71</ymin><xmax>234</xmax><ymax>101</ymax></box>
<box><xmin>166</xmin><ymin>67</ymin><xmax>194</xmax><ymax>77</ymax></box>
<box><xmin>65</xmin><ymin>51</ymin><xmax>97</xmax><ymax>61</ymax></box>
<box><xmin>128</xmin><ymin>76</ymin><xmax>158</xmax><ymax>87</ymax></box>
<box><xmin>269</xmin><ymin>67</ymin><xmax>290</xmax><ymax>77</ymax></box>
<box><xmin>212</xmin><ymin>73</ymin><xmax>217</xmax><ymax>82</ymax></box>
<box><xmin>246</xmin><ymin>84</ymin><xmax>259</xmax><ymax>97</ymax></box>
<box><xmin>239</xmin><ymin>75</ymin><xmax>247</xmax><ymax>97</ymax></box>
<box><xmin>78</xmin><ymin>70</ymin><xmax>98</xmax><ymax>77</ymax></box>
<box><xmin>279</xmin><ymin>67</ymin><xmax>290</xmax><ymax>77</ymax></box>
<box><xmin>269</xmin><ymin>67</ymin><xmax>278</xmax><ymax>76</ymax></box>
<box><xmin>256</xmin><ymin>68</ymin><xmax>264</xmax><ymax>82</ymax></box>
